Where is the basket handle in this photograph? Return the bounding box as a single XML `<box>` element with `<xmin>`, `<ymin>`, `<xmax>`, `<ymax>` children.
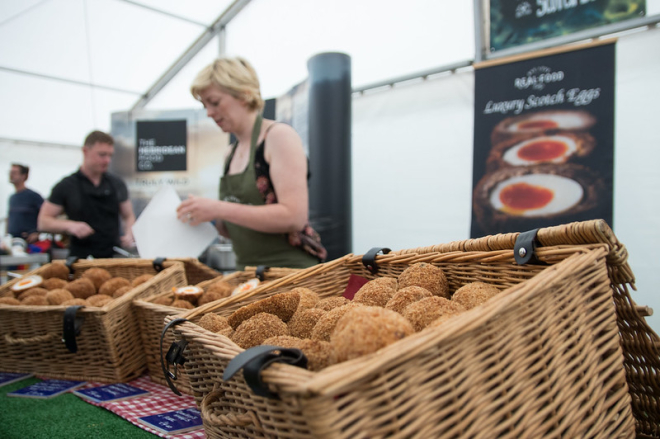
<box><xmin>5</xmin><ymin>332</ymin><xmax>58</xmax><ymax>345</ymax></box>
<box><xmin>201</xmin><ymin>385</ymin><xmax>262</xmax><ymax>430</ymax></box>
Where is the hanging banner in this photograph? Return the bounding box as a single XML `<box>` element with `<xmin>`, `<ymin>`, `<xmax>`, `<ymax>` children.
<box><xmin>136</xmin><ymin>120</ymin><xmax>187</xmax><ymax>172</ymax></box>
<box><xmin>470</xmin><ymin>42</ymin><xmax>615</xmax><ymax>238</ymax></box>
<box><xmin>490</xmin><ymin>0</ymin><xmax>645</xmax><ymax>52</ymax></box>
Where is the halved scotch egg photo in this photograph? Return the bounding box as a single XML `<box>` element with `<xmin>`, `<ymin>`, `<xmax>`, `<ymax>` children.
<box><xmin>490</xmin><ymin>110</ymin><xmax>596</xmax><ymax>146</ymax></box>
<box><xmin>473</xmin><ymin>163</ymin><xmax>604</xmax><ymax>234</ymax></box>
<box><xmin>486</xmin><ymin>132</ymin><xmax>595</xmax><ymax>171</ymax></box>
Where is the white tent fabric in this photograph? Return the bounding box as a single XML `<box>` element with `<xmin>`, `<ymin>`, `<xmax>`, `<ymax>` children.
<box><xmin>0</xmin><ymin>0</ymin><xmax>475</xmax><ymax>146</ymax></box>
<box><xmin>0</xmin><ymin>0</ymin><xmax>233</xmax><ymax>146</ymax></box>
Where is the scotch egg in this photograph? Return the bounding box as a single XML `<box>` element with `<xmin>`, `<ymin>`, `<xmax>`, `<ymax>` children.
<box><xmin>486</xmin><ymin>132</ymin><xmax>595</xmax><ymax>172</ymax></box>
<box><xmin>231</xmin><ymin>278</ymin><xmax>260</xmax><ymax>296</ymax></box>
<box><xmin>472</xmin><ymin>164</ymin><xmax>605</xmax><ymax>235</ymax></box>
<box><xmin>173</xmin><ymin>285</ymin><xmax>204</xmax><ymax>303</ymax></box>
<box><xmin>506</xmin><ymin>111</ymin><xmax>594</xmax><ymax>133</ymax></box>
<box><xmin>491</xmin><ymin>110</ymin><xmax>596</xmax><ymax>145</ymax></box>
<box><xmin>489</xmin><ymin>174</ymin><xmax>583</xmax><ymax>217</ymax></box>
<box><xmin>502</xmin><ymin>135</ymin><xmax>577</xmax><ymax>166</ymax></box>
<box><xmin>11</xmin><ymin>275</ymin><xmax>44</xmax><ymax>292</ymax></box>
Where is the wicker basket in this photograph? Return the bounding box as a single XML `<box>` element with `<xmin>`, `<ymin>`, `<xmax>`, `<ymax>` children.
<box><xmin>0</xmin><ymin>258</ymin><xmax>186</xmax><ymax>383</ymax></box>
<box><xmin>134</xmin><ymin>266</ymin><xmax>301</xmax><ymax>394</ymax></box>
<box><xmin>393</xmin><ymin>219</ymin><xmax>660</xmax><ymax>438</ymax></box>
<box><xmin>167</xmin><ymin>220</ymin><xmax>650</xmax><ymax>438</ymax></box>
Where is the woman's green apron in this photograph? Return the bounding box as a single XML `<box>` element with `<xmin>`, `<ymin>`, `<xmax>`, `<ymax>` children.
<box><xmin>219</xmin><ymin>114</ymin><xmax>318</xmax><ymax>270</ymax></box>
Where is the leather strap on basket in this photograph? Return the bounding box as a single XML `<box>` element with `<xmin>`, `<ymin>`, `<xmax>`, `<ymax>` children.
<box><xmin>255</xmin><ymin>265</ymin><xmax>269</xmax><ymax>282</ymax></box>
<box><xmin>362</xmin><ymin>247</ymin><xmax>391</xmax><ymax>274</ymax></box>
<box><xmin>514</xmin><ymin>229</ymin><xmax>547</xmax><ymax>265</ymax></box>
<box><xmin>64</xmin><ymin>256</ymin><xmax>79</xmax><ymax>279</ymax></box>
<box><xmin>160</xmin><ymin>318</ymin><xmax>189</xmax><ymax>396</ymax></box>
<box><xmin>153</xmin><ymin>257</ymin><xmax>166</xmax><ymax>272</ymax></box>
<box><xmin>223</xmin><ymin>345</ymin><xmax>308</xmax><ymax>399</ymax></box>
<box><xmin>62</xmin><ymin>305</ymin><xmax>85</xmax><ymax>353</ymax></box>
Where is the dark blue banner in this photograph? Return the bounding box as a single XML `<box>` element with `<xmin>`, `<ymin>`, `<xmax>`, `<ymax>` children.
<box><xmin>471</xmin><ymin>43</ymin><xmax>615</xmax><ymax>237</ymax></box>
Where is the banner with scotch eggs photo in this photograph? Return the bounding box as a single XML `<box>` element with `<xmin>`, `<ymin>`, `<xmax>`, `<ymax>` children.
<box><xmin>471</xmin><ymin>41</ymin><xmax>615</xmax><ymax>237</ymax></box>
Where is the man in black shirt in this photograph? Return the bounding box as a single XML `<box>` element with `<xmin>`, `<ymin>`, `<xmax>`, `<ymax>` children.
<box><xmin>7</xmin><ymin>163</ymin><xmax>43</xmax><ymax>244</ymax></box>
<box><xmin>38</xmin><ymin>131</ymin><xmax>135</xmax><ymax>258</ymax></box>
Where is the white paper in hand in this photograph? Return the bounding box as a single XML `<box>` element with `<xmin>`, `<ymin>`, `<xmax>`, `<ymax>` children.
<box><xmin>132</xmin><ymin>186</ymin><xmax>217</xmax><ymax>259</ymax></box>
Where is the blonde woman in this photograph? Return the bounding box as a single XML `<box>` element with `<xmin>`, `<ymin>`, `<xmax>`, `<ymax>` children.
<box><xmin>177</xmin><ymin>57</ymin><xmax>326</xmax><ymax>269</ymax></box>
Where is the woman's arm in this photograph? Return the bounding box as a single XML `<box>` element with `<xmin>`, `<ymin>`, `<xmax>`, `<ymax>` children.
<box><xmin>177</xmin><ymin>124</ymin><xmax>309</xmax><ymax>233</ymax></box>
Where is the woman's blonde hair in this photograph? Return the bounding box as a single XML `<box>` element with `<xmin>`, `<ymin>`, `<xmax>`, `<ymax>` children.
<box><xmin>190</xmin><ymin>57</ymin><xmax>264</xmax><ymax>111</ymax></box>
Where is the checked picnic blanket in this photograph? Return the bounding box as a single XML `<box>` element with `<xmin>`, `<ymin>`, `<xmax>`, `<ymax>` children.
<box><xmin>75</xmin><ymin>375</ymin><xmax>205</xmax><ymax>438</ymax></box>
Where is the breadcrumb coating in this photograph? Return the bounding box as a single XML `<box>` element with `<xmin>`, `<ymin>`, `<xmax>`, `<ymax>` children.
<box><xmin>292</xmin><ymin>287</ymin><xmax>320</xmax><ymax>311</ymax></box>
<box><xmin>452</xmin><ymin>282</ymin><xmax>501</xmax><ymax>310</ymax></box>
<box><xmin>397</xmin><ymin>263</ymin><xmax>449</xmax><ymax>298</ymax></box>
<box><xmin>315</xmin><ymin>296</ymin><xmax>349</xmax><ymax>311</ymax></box>
<box><xmin>171</xmin><ymin>299</ymin><xmax>195</xmax><ymax>309</ymax></box>
<box><xmin>353</xmin><ymin>277</ymin><xmax>397</xmax><ymax>307</ymax></box>
<box><xmin>17</xmin><ymin>287</ymin><xmax>48</xmax><ymax>301</ymax></box>
<box><xmin>82</xmin><ymin>268</ymin><xmax>112</xmax><ymax>290</ymax></box>
<box><xmin>206</xmin><ymin>280</ymin><xmax>234</xmax><ymax>297</ymax></box>
<box><xmin>331</xmin><ymin>306</ymin><xmax>414</xmax><ymax>363</ymax></box>
<box><xmin>99</xmin><ymin>277</ymin><xmax>131</xmax><ymax>296</ymax></box>
<box><xmin>0</xmin><ymin>297</ymin><xmax>21</xmax><ymax>305</ymax></box>
<box><xmin>22</xmin><ymin>295</ymin><xmax>49</xmax><ymax>306</ymax></box>
<box><xmin>262</xmin><ymin>336</ymin><xmax>336</xmax><ymax>371</ymax></box>
<box><xmin>385</xmin><ymin>286</ymin><xmax>433</xmax><ymax>315</ymax></box>
<box><xmin>87</xmin><ymin>294</ymin><xmax>113</xmax><ymax>307</ymax></box>
<box><xmin>231</xmin><ymin>312</ymin><xmax>289</xmax><ymax>349</ymax></box>
<box><xmin>310</xmin><ymin>302</ymin><xmax>364</xmax><ymax>342</ymax></box>
<box><xmin>152</xmin><ymin>296</ymin><xmax>173</xmax><ymax>306</ymax></box>
<box><xmin>41</xmin><ymin>262</ymin><xmax>70</xmax><ymax>280</ymax></box>
<box><xmin>288</xmin><ymin>308</ymin><xmax>327</xmax><ymax>339</ymax></box>
<box><xmin>65</xmin><ymin>278</ymin><xmax>96</xmax><ymax>299</ymax></box>
<box><xmin>403</xmin><ymin>296</ymin><xmax>465</xmax><ymax>331</ymax></box>
<box><xmin>45</xmin><ymin>288</ymin><xmax>74</xmax><ymax>305</ymax></box>
<box><xmin>43</xmin><ymin>278</ymin><xmax>68</xmax><ymax>290</ymax></box>
<box><xmin>198</xmin><ymin>313</ymin><xmax>232</xmax><ymax>335</ymax></box>
<box><xmin>228</xmin><ymin>291</ymin><xmax>300</xmax><ymax>329</ymax></box>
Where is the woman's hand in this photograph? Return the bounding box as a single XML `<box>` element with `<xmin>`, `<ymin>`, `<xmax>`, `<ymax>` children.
<box><xmin>177</xmin><ymin>195</ymin><xmax>218</xmax><ymax>226</ymax></box>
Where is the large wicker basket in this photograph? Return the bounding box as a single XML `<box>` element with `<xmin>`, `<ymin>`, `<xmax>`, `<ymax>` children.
<box><xmin>393</xmin><ymin>219</ymin><xmax>660</xmax><ymax>438</ymax></box>
<box><xmin>167</xmin><ymin>220</ymin><xmax>655</xmax><ymax>438</ymax></box>
<box><xmin>134</xmin><ymin>266</ymin><xmax>300</xmax><ymax>394</ymax></box>
<box><xmin>0</xmin><ymin>258</ymin><xmax>186</xmax><ymax>383</ymax></box>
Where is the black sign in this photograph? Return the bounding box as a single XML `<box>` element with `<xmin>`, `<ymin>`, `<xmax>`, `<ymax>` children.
<box><xmin>490</xmin><ymin>0</ymin><xmax>645</xmax><ymax>51</ymax></box>
<box><xmin>136</xmin><ymin>120</ymin><xmax>187</xmax><ymax>172</ymax></box>
<box><xmin>471</xmin><ymin>43</ymin><xmax>615</xmax><ymax>238</ymax></box>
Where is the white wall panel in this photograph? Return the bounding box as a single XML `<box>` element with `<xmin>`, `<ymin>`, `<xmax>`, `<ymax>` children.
<box><xmin>613</xmin><ymin>27</ymin><xmax>660</xmax><ymax>333</ymax></box>
<box><xmin>352</xmin><ymin>71</ymin><xmax>475</xmax><ymax>254</ymax></box>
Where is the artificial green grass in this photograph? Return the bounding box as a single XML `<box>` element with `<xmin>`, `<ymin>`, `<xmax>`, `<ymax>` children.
<box><xmin>0</xmin><ymin>377</ymin><xmax>156</xmax><ymax>439</ymax></box>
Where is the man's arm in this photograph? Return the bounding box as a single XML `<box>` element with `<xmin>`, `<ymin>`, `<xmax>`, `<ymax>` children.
<box><xmin>38</xmin><ymin>201</ymin><xmax>95</xmax><ymax>239</ymax></box>
<box><xmin>118</xmin><ymin>199</ymin><xmax>136</xmax><ymax>248</ymax></box>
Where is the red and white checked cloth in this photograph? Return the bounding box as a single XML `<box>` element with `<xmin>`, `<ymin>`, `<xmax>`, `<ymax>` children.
<box><xmin>76</xmin><ymin>375</ymin><xmax>206</xmax><ymax>439</ymax></box>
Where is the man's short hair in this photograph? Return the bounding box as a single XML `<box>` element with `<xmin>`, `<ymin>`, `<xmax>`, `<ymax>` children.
<box><xmin>11</xmin><ymin>163</ymin><xmax>29</xmax><ymax>177</ymax></box>
<box><xmin>84</xmin><ymin>130</ymin><xmax>114</xmax><ymax>147</ymax></box>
